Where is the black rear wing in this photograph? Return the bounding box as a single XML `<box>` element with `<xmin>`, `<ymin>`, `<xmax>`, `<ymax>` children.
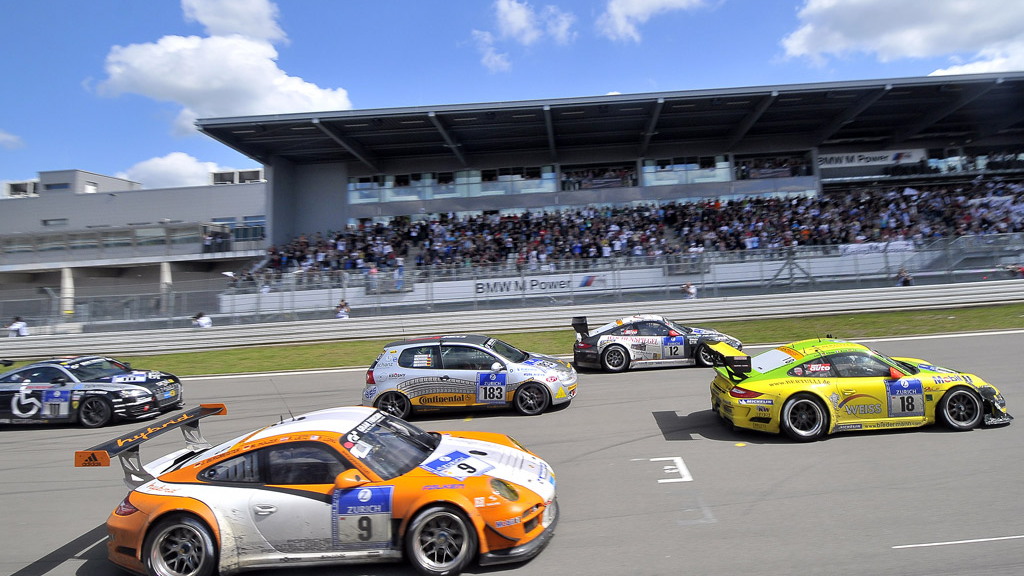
<box><xmin>75</xmin><ymin>403</ymin><xmax>227</xmax><ymax>488</ymax></box>
<box><xmin>571</xmin><ymin>316</ymin><xmax>589</xmax><ymax>339</ymax></box>
<box><xmin>705</xmin><ymin>342</ymin><xmax>752</xmax><ymax>381</ymax></box>
<box><xmin>1</xmin><ymin>359</ymin><xmax>12</xmax><ymax>367</ymax></box>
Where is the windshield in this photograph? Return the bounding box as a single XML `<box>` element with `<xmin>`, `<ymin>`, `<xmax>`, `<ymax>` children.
<box><xmin>343</xmin><ymin>411</ymin><xmax>440</xmax><ymax>480</ymax></box>
<box><xmin>486</xmin><ymin>338</ymin><xmax>529</xmax><ymax>363</ymax></box>
<box><xmin>65</xmin><ymin>358</ymin><xmax>129</xmax><ymax>380</ymax></box>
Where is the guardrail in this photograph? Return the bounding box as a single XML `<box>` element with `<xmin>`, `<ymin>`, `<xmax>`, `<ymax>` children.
<box><xmin>1</xmin><ymin>280</ymin><xmax>1022</xmax><ymax>361</ymax></box>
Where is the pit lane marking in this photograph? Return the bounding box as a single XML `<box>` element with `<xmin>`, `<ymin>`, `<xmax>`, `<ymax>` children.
<box><xmin>892</xmin><ymin>534</ymin><xmax>1024</xmax><ymax>549</ymax></box>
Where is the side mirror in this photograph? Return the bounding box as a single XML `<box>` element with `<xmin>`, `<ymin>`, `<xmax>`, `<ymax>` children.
<box><xmin>490</xmin><ymin>361</ymin><xmax>504</xmax><ymax>373</ymax></box>
<box><xmin>889</xmin><ymin>366</ymin><xmax>905</xmax><ymax>380</ymax></box>
<box><xmin>334</xmin><ymin>468</ymin><xmax>369</xmax><ymax>490</ymax></box>
<box><xmin>667</xmin><ymin>329</ymin><xmax>680</xmax><ymax>337</ymax></box>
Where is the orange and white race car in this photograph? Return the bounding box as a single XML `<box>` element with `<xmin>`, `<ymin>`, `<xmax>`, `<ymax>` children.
<box><xmin>76</xmin><ymin>404</ymin><xmax>558</xmax><ymax>576</ymax></box>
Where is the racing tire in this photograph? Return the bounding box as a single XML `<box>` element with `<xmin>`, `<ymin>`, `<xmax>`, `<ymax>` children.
<box><xmin>695</xmin><ymin>344</ymin><xmax>714</xmax><ymax>367</ymax></box>
<box><xmin>143</xmin><ymin>515</ymin><xmax>217</xmax><ymax>576</ymax></box>
<box><xmin>937</xmin><ymin>386</ymin><xmax>983</xmax><ymax>431</ymax></box>
<box><xmin>376</xmin><ymin>391</ymin><xmax>412</xmax><ymax>420</ymax></box>
<box><xmin>78</xmin><ymin>396</ymin><xmax>114</xmax><ymax>429</ymax></box>
<box><xmin>405</xmin><ymin>505</ymin><xmax>477</xmax><ymax>576</ymax></box>
<box><xmin>513</xmin><ymin>383</ymin><xmax>550</xmax><ymax>416</ymax></box>
<box><xmin>780</xmin><ymin>393</ymin><xmax>828</xmax><ymax>442</ymax></box>
<box><xmin>600</xmin><ymin>345</ymin><xmax>630</xmax><ymax>373</ymax></box>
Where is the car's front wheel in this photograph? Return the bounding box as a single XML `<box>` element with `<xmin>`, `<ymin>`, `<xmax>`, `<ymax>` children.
<box><xmin>143</xmin><ymin>515</ymin><xmax>217</xmax><ymax>576</ymax></box>
<box><xmin>937</xmin><ymin>386</ymin><xmax>983</xmax><ymax>431</ymax></box>
<box><xmin>780</xmin><ymin>393</ymin><xmax>828</xmax><ymax>441</ymax></box>
<box><xmin>405</xmin><ymin>505</ymin><xmax>477</xmax><ymax>576</ymax></box>
<box><xmin>78</xmin><ymin>396</ymin><xmax>114</xmax><ymax>428</ymax></box>
<box><xmin>600</xmin><ymin>345</ymin><xmax>630</xmax><ymax>372</ymax></box>
<box><xmin>513</xmin><ymin>383</ymin><xmax>550</xmax><ymax>416</ymax></box>
<box><xmin>376</xmin><ymin>391</ymin><xmax>412</xmax><ymax>419</ymax></box>
<box><xmin>695</xmin><ymin>344</ymin><xmax>714</xmax><ymax>367</ymax></box>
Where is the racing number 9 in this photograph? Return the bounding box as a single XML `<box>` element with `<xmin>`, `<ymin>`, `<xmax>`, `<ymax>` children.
<box><xmin>358</xmin><ymin>516</ymin><xmax>372</xmax><ymax>541</ymax></box>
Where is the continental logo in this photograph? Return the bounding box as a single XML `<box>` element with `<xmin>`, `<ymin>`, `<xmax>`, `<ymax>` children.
<box><xmin>416</xmin><ymin>394</ymin><xmax>474</xmax><ymax>405</ymax></box>
<box><xmin>116</xmin><ymin>411</ymin><xmax>196</xmax><ymax>448</ymax></box>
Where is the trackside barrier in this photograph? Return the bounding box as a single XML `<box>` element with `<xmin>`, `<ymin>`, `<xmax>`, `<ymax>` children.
<box><xmin>1</xmin><ymin>280</ymin><xmax>1022</xmax><ymax>361</ymax></box>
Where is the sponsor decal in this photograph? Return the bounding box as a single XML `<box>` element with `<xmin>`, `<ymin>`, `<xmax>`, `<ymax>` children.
<box><xmin>833</xmin><ymin>423</ymin><xmax>864</xmax><ymax>431</ymax></box>
<box><xmin>739</xmin><ymin>398</ymin><xmax>774</xmax><ymax>405</ymax></box>
<box><xmin>777</xmin><ymin>346</ymin><xmax>802</xmax><ymax>359</ymax></box>
<box><xmin>343</xmin><ymin>410</ymin><xmax>386</xmax><ymax>448</ymax></box>
<box><xmin>495</xmin><ymin>517</ymin><xmax>522</xmax><ymax>528</ymax></box>
<box><xmin>422</xmin><ymin>451</ymin><xmax>495</xmax><ymax>480</ymax></box>
<box><xmin>477</xmin><ymin>373</ymin><xmax>507</xmax><ymax>404</ymax></box>
<box><xmin>417</xmin><ymin>394</ymin><xmax>474</xmax><ymax>406</ymax></box>
<box><xmin>474</xmin><ymin>495</ymin><xmax>501</xmax><ymax>508</ymax></box>
<box><xmin>363</xmin><ymin>386</ymin><xmax>377</xmax><ymax>400</ymax></box>
<box><xmin>116</xmin><ymin>411</ymin><xmax>196</xmax><ymax>448</ymax></box>
<box><xmin>808</xmin><ymin>363</ymin><xmax>831</xmax><ymax>372</ymax></box>
<box><xmin>423</xmin><ymin>483</ymin><xmax>465</xmax><ymax>490</ymax></box>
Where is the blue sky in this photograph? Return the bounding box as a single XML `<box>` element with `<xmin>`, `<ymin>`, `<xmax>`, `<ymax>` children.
<box><xmin>2</xmin><ymin>0</ymin><xmax>1023</xmax><ymax>188</ymax></box>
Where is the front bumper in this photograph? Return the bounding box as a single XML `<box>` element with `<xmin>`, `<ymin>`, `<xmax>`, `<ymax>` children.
<box><xmin>479</xmin><ymin>499</ymin><xmax>558</xmax><ymax>566</ymax></box>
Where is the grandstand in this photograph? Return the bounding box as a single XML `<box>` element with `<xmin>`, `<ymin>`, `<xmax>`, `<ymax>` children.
<box><xmin>3</xmin><ymin>72</ymin><xmax>1024</xmax><ymax>331</ymax></box>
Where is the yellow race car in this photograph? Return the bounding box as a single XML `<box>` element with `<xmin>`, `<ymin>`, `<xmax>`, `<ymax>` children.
<box><xmin>708</xmin><ymin>338</ymin><xmax>1012</xmax><ymax>441</ymax></box>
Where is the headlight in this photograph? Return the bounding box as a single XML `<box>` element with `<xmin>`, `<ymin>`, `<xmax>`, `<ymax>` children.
<box><xmin>120</xmin><ymin>389</ymin><xmax>152</xmax><ymax>400</ymax></box>
<box><xmin>491</xmin><ymin>478</ymin><xmax>520</xmax><ymax>501</ymax></box>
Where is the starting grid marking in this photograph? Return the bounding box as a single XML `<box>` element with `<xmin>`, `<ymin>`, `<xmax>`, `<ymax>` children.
<box><xmin>632</xmin><ymin>456</ymin><xmax>693</xmax><ymax>483</ymax></box>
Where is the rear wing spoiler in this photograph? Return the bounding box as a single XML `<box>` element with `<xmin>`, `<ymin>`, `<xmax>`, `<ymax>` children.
<box><xmin>1</xmin><ymin>359</ymin><xmax>12</xmax><ymax>367</ymax></box>
<box><xmin>75</xmin><ymin>403</ymin><xmax>227</xmax><ymax>488</ymax></box>
<box><xmin>571</xmin><ymin>316</ymin><xmax>589</xmax><ymax>339</ymax></box>
<box><xmin>706</xmin><ymin>342</ymin><xmax>752</xmax><ymax>381</ymax></box>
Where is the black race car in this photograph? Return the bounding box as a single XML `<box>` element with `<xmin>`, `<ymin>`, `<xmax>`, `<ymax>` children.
<box><xmin>0</xmin><ymin>356</ymin><xmax>182</xmax><ymax>428</ymax></box>
<box><xmin>572</xmin><ymin>314</ymin><xmax>743</xmax><ymax>372</ymax></box>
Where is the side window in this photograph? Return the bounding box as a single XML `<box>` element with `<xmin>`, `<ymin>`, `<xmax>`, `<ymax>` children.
<box><xmin>200</xmin><ymin>453</ymin><xmax>260</xmax><ymax>483</ymax></box>
<box><xmin>17</xmin><ymin>367</ymin><xmax>68</xmax><ymax>383</ymax></box>
<box><xmin>612</xmin><ymin>324</ymin><xmax>639</xmax><ymax>336</ymax></box>
<box><xmin>398</xmin><ymin>346</ymin><xmax>441</xmax><ymax>369</ymax></box>
<box><xmin>829</xmin><ymin>352</ymin><xmax>893</xmax><ymax>378</ymax></box>
<box><xmin>441</xmin><ymin>346</ymin><xmax>496</xmax><ymax>370</ymax></box>
<box><xmin>265</xmin><ymin>443</ymin><xmax>350</xmax><ymax>485</ymax></box>
<box><xmin>788</xmin><ymin>359</ymin><xmax>837</xmax><ymax>378</ymax></box>
<box><xmin>637</xmin><ymin>322</ymin><xmax>669</xmax><ymax>336</ymax></box>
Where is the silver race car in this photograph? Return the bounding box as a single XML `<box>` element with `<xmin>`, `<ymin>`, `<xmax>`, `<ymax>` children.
<box><xmin>572</xmin><ymin>314</ymin><xmax>742</xmax><ymax>372</ymax></box>
<box><xmin>364</xmin><ymin>334</ymin><xmax>577</xmax><ymax>418</ymax></box>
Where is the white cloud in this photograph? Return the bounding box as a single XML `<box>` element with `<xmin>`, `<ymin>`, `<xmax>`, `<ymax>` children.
<box><xmin>782</xmin><ymin>0</ymin><xmax>1024</xmax><ymax>73</ymax></box>
<box><xmin>473</xmin><ymin>30</ymin><xmax>512</xmax><ymax>73</ymax></box>
<box><xmin>182</xmin><ymin>0</ymin><xmax>285</xmax><ymax>42</ymax></box>
<box><xmin>0</xmin><ymin>129</ymin><xmax>24</xmax><ymax>150</ymax></box>
<box><xmin>117</xmin><ymin>152</ymin><xmax>226</xmax><ymax>189</ymax></box>
<box><xmin>496</xmin><ymin>0</ymin><xmax>543</xmax><ymax>45</ymax></box>
<box><xmin>476</xmin><ymin>1</ymin><xmax>577</xmax><ymax>70</ymax></box>
<box><xmin>596</xmin><ymin>0</ymin><xmax>707</xmax><ymax>42</ymax></box>
<box><xmin>99</xmin><ymin>0</ymin><xmax>350</xmax><ymax>135</ymax></box>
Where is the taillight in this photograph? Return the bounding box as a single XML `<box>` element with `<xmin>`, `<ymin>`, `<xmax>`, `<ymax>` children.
<box><xmin>729</xmin><ymin>386</ymin><xmax>763</xmax><ymax>399</ymax></box>
<box><xmin>114</xmin><ymin>495</ymin><xmax>140</xmax><ymax>516</ymax></box>
<box><xmin>365</xmin><ymin>369</ymin><xmax>375</xmax><ymax>385</ymax></box>
<box><xmin>575</xmin><ymin>342</ymin><xmax>593</xmax><ymax>349</ymax></box>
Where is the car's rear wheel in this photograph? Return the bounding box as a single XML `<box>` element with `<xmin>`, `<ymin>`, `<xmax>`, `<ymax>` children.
<box><xmin>78</xmin><ymin>396</ymin><xmax>114</xmax><ymax>428</ymax></box>
<box><xmin>780</xmin><ymin>393</ymin><xmax>828</xmax><ymax>441</ymax></box>
<box><xmin>513</xmin><ymin>383</ymin><xmax>550</xmax><ymax>416</ymax></box>
<box><xmin>376</xmin><ymin>391</ymin><xmax>412</xmax><ymax>419</ymax></box>
<box><xmin>600</xmin><ymin>345</ymin><xmax>630</xmax><ymax>372</ymax></box>
<box><xmin>937</xmin><ymin>386</ymin><xmax>983</xmax><ymax>431</ymax></box>
<box><xmin>405</xmin><ymin>505</ymin><xmax>477</xmax><ymax>576</ymax></box>
<box><xmin>695</xmin><ymin>344</ymin><xmax>714</xmax><ymax>367</ymax></box>
<box><xmin>143</xmin><ymin>515</ymin><xmax>217</xmax><ymax>576</ymax></box>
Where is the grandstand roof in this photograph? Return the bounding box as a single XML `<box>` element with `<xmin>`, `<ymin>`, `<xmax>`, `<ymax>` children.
<box><xmin>197</xmin><ymin>72</ymin><xmax>1024</xmax><ymax>171</ymax></box>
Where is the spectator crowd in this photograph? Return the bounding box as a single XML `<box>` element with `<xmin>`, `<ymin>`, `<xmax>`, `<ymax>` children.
<box><xmin>238</xmin><ymin>175</ymin><xmax>1024</xmax><ymax>286</ymax></box>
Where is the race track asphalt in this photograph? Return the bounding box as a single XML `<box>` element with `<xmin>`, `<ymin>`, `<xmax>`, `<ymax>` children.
<box><xmin>3</xmin><ymin>332</ymin><xmax>1023</xmax><ymax>576</ymax></box>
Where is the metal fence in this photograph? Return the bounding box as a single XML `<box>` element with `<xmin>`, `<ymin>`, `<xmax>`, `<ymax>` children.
<box><xmin>4</xmin><ymin>233</ymin><xmax>1024</xmax><ymax>334</ymax></box>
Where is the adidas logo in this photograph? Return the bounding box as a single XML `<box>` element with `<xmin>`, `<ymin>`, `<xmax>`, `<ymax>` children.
<box><xmin>80</xmin><ymin>452</ymin><xmax>102</xmax><ymax>466</ymax></box>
